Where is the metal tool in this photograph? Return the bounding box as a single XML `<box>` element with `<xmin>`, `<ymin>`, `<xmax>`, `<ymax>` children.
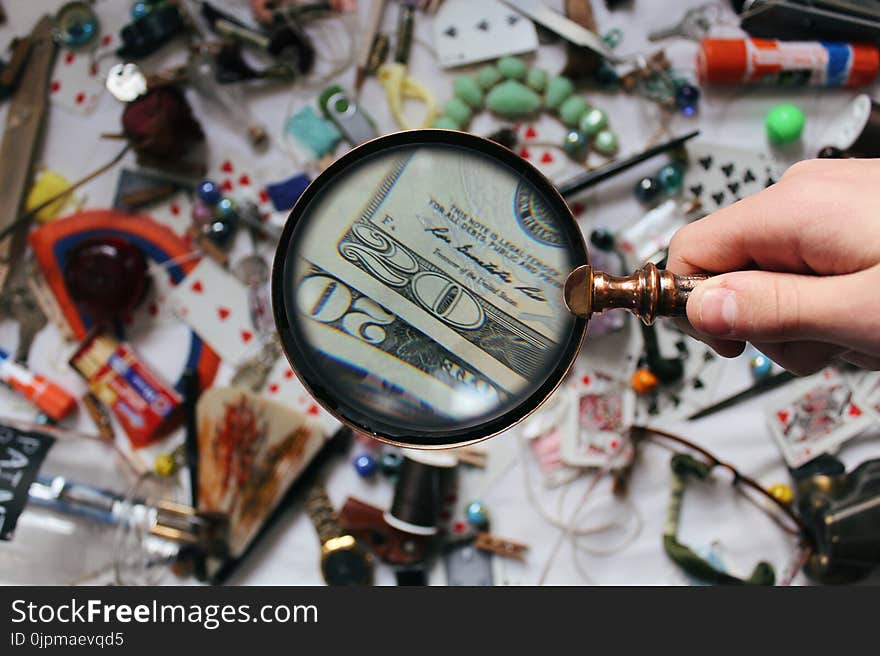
<box><xmin>501</xmin><ymin>0</ymin><xmax>625</xmax><ymax>63</ymax></box>
<box><xmin>354</xmin><ymin>0</ymin><xmax>388</xmax><ymax>95</ymax></box>
<box><xmin>0</xmin><ymin>16</ymin><xmax>58</xmax><ymax>293</ymax></box>
<box><xmin>648</xmin><ymin>4</ymin><xmax>717</xmax><ymax>42</ymax></box>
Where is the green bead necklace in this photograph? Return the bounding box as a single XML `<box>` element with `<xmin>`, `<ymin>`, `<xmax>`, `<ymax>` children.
<box><xmin>433</xmin><ymin>56</ymin><xmax>620</xmax><ymax>160</ymax></box>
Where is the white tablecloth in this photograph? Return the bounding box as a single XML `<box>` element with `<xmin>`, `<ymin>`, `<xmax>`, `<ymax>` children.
<box><xmin>1</xmin><ymin>0</ymin><xmax>878</xmax><ymax>585</ymax></box>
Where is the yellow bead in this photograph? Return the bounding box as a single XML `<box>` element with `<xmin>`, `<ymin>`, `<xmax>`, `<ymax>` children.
<box><xmin>26</xmin><ymin>170</ymin><xmax>73</xmax><ymax>223</ymax></box>
<box><xmin>154</xmin><ymin>453</ymin><xmax>177</xmax><ymax>477</ymax></box>
<box><xmin>768</xmin><ymin>483</ymin><xmax>793</xmax><ymax>505</ymax></box>
<box><xmin>630</xmin><ymin>368</ymin><xmax>658</xmax><ymax>394</ymax></box>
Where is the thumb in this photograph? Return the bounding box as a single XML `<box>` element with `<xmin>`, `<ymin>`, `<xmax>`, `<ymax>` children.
<box><xmin>686</xmin><ymin>269</ymin><xmax>876</xmax><ymax>349</ymax></box>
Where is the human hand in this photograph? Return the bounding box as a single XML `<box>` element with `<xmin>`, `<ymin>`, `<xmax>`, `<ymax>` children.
<box><xmin>667</xmin><ymin>158</ymin><xmax>880</xmax><ymax>374</ymax></box>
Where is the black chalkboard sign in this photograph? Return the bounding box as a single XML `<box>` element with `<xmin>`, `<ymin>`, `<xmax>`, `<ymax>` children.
<box><xmin>0</xmin><ymin>423</ymin><xmax>55</xmax><ymax>541</ymax></box>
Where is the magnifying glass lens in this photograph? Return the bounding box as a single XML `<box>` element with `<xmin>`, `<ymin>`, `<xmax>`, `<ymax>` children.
<box><xmin>274</xmin><ymin>132</ymin><xmax>587</xmax><ymax>447</ymax></box>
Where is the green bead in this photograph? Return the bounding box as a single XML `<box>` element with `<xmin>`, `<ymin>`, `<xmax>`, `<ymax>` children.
<box><xmin>657</xmin><ymin>163</ymin><xmax>684</xmax><ymax>194</ymax></box>
<box><xmin>497</xmin><ymin>56</ymin><xmax>527</xmax><ymax>81</ymax></box>
<box><xmin>477</xmin><ymin>65</ymin><xmax>503</xmax><ymax>90</ymax></box>
<box><xmin>485</xmin><ymin>80</ymin><xmax>542</xmax><ymax>119</ymax></box>
<box><xmin>526</xmin><ymin>67</ymin><xmax>548</xmax><ymax>93</ymax></box>
<box><xmin>593</xmin><ymin>129</ymin><xmax>618</xmax><ymax>156</ymax></box>
<box><xmin>454</xmin><ymin>76</ymin><xmax>483</xmax><ymax>109</ymax></box>
<box><xmin>559</xmin><ymin>96</ymin><xmax>589</xmax><ymax>127</ymax></box>
<box><xmin>545</xmin><ymin>76</ymin><xmax>574</xmax><ymax>111</ymax></box>
<box><xmin>766</xmin><ymin>103</ymin><xmax>805</xmax><ymax>144</ymax></box>
<box><xmin>579</xmin><ymin>107</ymin><xmax>607</xmax><ymax>136</ymax></box>
<box><xmin>563</xmin><ymin>130</ymin><xmax>589</xmax><ymax>161</ymax></box>
<box><xmin>444</xmin><ymin>97</ymin><xmax>472</xmax><ymax>126</ymax></box>
<box><xmin>433</xmin><ymin>116</ymin><xmax>460</xmax><ymax>130</ymax></box>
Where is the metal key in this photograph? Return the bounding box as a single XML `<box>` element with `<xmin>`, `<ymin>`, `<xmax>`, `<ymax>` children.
<box><xmin>647</xmin><ymin>4</ymin><xmax>716</xmax><ymax>41</ymax></box>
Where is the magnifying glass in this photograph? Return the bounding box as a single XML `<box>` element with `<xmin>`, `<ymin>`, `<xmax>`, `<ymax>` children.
<box><xmin>272</xmin><ymin>130</ymin><xmax>708</xmax><ymax>449</ymax></box>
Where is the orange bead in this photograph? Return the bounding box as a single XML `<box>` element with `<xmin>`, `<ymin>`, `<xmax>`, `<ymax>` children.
<box><xmin>630</xmin><ymin>368</ymin><xmax>658</xmax><ymax>394</ymax></box>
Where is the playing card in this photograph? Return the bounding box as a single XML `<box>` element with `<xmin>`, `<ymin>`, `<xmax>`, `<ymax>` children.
<box><xmin>561</xmin><ymin>369</ymin><xmax>634</xmax><ymax>467</ymax></box>
<box><xmin>260</xmin><ymin>357</ymin><xmax>341</xmax><ymax>437</ymax></box>
<box><xmin>632</xmin><ymin>322</ymin><xmax>727</xmax><ymax>424</ymax></box>
<box><xmin>50</xmin><ymin>50</ymin><xmax>102</xmax><ymax>115</ymax></box>
<box><xmin>167</xmin><ymin>258</ymin><xmax>259</xmax><ymax>366</ymax></box>
<box><xmin>433</xmin><ymin>0</ymin><xmax>539</xmax><ymax>68</ymax></box>
<box><xmin>146</xmin><ymin>190</ymin><xmax>194</xmax><ymax>238</ymax></box>
<box><xmin>855</xmin><ymin>372</ymin><xmax>880</xmax><ymax>421</ymax></box>
<box><xmin>684</xmin><ymin>142</ymin><xmax>784</xmax><ymax>212</ymax></box>
<box><xmin>514</xmin><ymin>123</ymin><xmax>573</xmax><ymax>182</ymax></box>
<box><xmin>767</xmin><ymin>368</ymin><xmax>874</xmax><ymax>468</ymax></box>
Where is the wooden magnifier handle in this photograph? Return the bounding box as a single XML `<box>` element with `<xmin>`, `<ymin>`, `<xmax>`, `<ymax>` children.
<box><xmin>563</xmin><ymin>263</ymin><xmax>711</xmax><ymax>325</ymax></box>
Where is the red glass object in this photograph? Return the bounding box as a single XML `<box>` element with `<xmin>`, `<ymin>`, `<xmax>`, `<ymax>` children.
<box><xmin>63</xmin><ymin>236</ymin><xmax>150</xmax><ymax>322</ymax></box>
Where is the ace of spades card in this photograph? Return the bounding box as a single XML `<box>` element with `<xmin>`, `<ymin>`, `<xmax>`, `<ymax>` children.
<box><xmin>433</xmin><ymin>0</ymin><xmax>539</xmax><ymax>68</ymax></box>
<box><xmin>767</xmin><ymin>368</ymin><xmax>874</xmax><ymax>468</ymax></box>
<box><xmin>684</xmin><ymin>143</ymin><xmax>784</xmax><ymax>212</ymax></box>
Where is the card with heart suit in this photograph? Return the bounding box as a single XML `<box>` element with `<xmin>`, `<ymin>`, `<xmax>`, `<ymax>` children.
<box><xmin>767</xmin><ymin>368</ymin><xmax>874</xmax><ymax>468</ymax></box>
<box><xmin>855</xmin><ymin>372</ymin><xmax>880</xmax><ymax>421</ymax></box>
<box><xmin>260</xmin><ymin>356</ymin><xmax>341</xmax><ymax>436</ymax></box>
<box><xmin>167</xmin><ymin>258</ymin><xmax>258</xmax><ymax>367</ymax></box>
<box><xmin>50</xmin><ymin>50</ymin><xmax>103</xmax><ymax>115</ymax></box>
<box><xmin>49</xmin><ymin>0</ymin><xmax>129</xmax><ymax>115</ymax></box>
<box><xmin>684</xmin><ymin>142</ymin><xmax>784</xmax><ymax>212</ymax></box>
<box><xmin>433</xmin><ymin>0</ymin><xmax>539</xmax><ymax>68</ymax></box>
<box><xmin>561</xmin><ymin>370</ymin><xmax>634</xmax><ymax>468</ymax></box>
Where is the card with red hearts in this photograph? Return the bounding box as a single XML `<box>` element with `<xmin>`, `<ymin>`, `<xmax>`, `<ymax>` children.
<box><xmin>259</xmin><ymin>357</ymin><xmax>341</xmax><ymax>436</ymax></box>
<box><xmin>167</xmin><ymin>258</ymin><xmax>259</xmax><ymax>367</ymax></box>
<box><xmin>148</xmin><ymin>190</ymin><xmax>194</xmax><ymax>238</ymax></box>
<box><xmin>767</xmin><ymin>368</ymin><xmax>873</xmax><ymax>468</ymax></box>
<box><xmin>49</xmin><ymin>0</ymin><xmax>129</xmax><ymax>115</ymax></box>
<box><xmin>855</xmin><ymin>372</ymin><xmax>880</xmax><ymax>423</ymax></box>
<box><xmin>561</xmin><ymin>369</ymin><xmax>634</xmax><ymax>468</ymax></box>
<box><xmin>50</xmin><ymin>49</ymin><xmax>103</xmax><ymax>115</ymax></box>
<box><xmin>514</xmin><ymin>124</ymin><xmax>571</xmax><ymax>180</ymax></box>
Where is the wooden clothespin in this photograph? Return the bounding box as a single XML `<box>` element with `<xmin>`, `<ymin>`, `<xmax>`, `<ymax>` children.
<box><xmin>450</xmin><ymin>446</ymin><xmax>487</xmax><ymax>468</ymax></box>
<box><xmin>475</xmin><ymin>532</ymin><xmax>529</xmax><ymax>561</ymax></box>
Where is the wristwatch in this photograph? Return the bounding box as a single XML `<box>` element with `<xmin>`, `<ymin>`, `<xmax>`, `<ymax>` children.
<box><xmin>304</xmin><ymin>483</ymin><xmax>373</xmax><ymax>586</ymax></box>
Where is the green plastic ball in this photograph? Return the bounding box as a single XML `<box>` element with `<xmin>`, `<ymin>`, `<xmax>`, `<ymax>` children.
<box><xmin>766</xmin><ymin>103</ymin><xmax>805</xmax><ymax>144</ymax></box>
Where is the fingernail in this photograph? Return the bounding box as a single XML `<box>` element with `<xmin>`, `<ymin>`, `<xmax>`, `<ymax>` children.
<box><xmin>698</xmin><ymin>288</ymin><xmax>737</xmax><ymax>336</ymax></box>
